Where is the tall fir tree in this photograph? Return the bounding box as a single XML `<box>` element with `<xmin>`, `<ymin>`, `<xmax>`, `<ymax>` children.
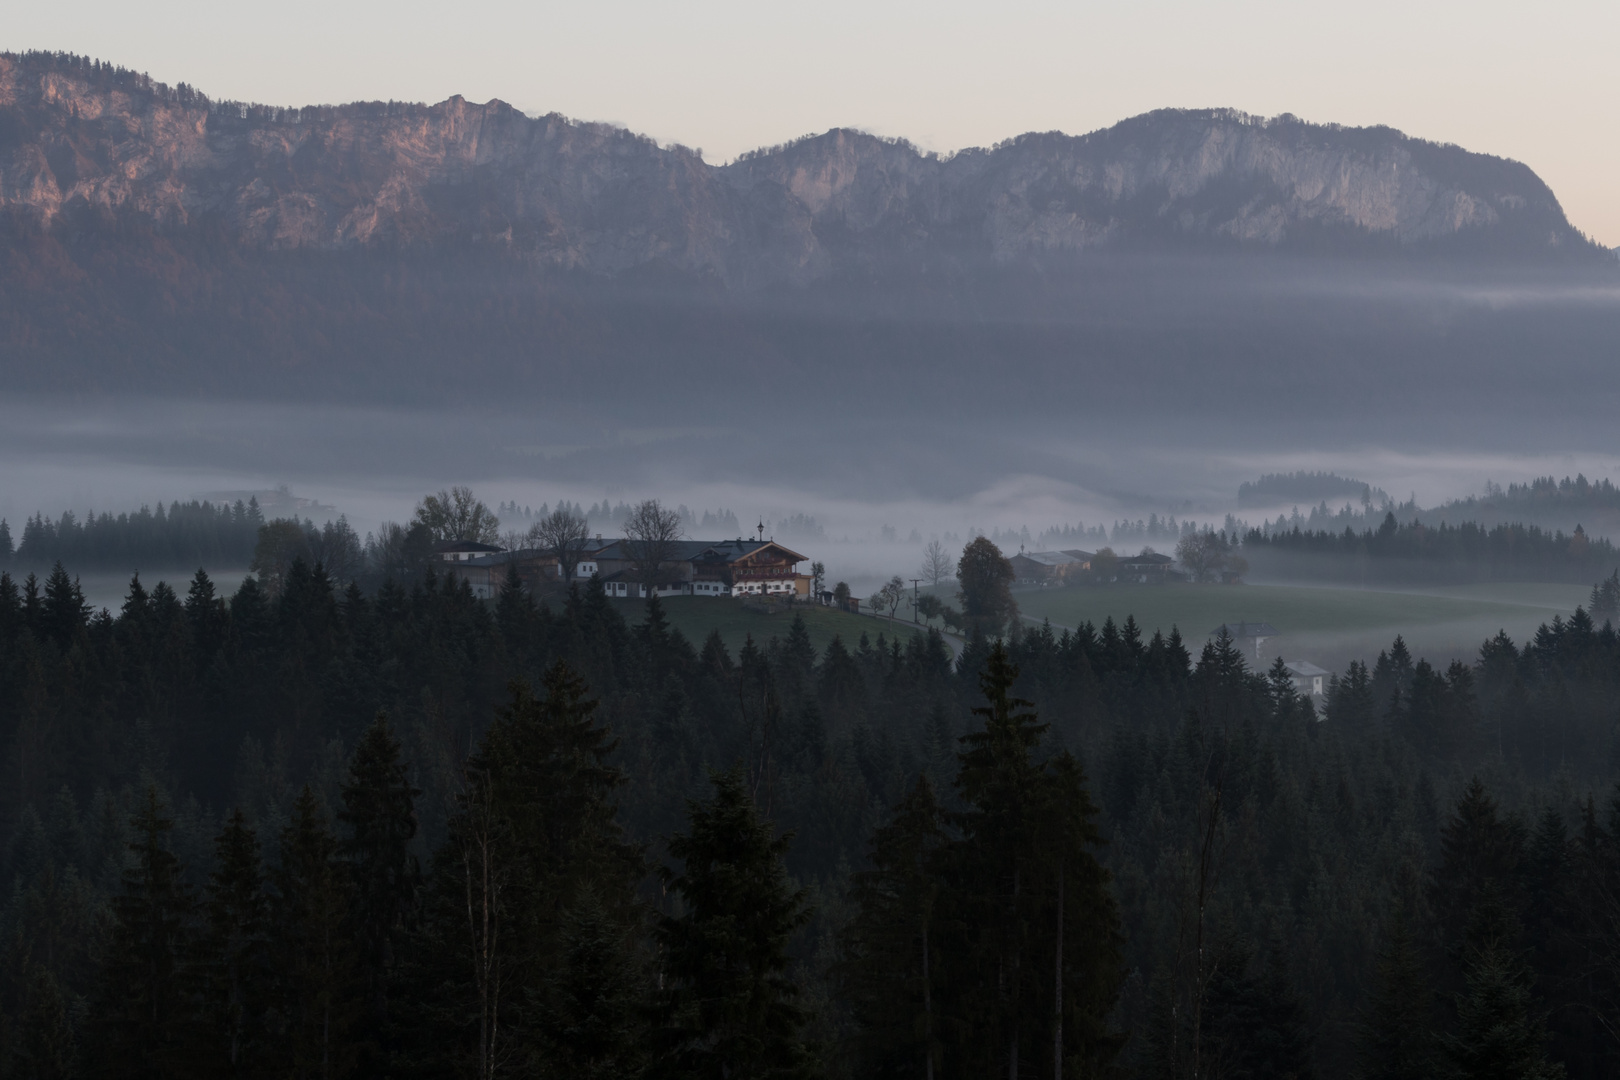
<box><xmin>192</xmin><ymin>809</ymin><xmax>271</xmax><ymax>1078</ymax></box>
<box><xmin>840</xmin><ymin>774</ymin><xmax>948</xmax><ymax>1079</ymax></box>
<box><xmin>1039</xmin><ymin>751</ymin><xmax>1126</xmax><ymax>1079</ymax></box>
<box><xmin>650</xmin><ymin>767</ymin><xmax>815</xmax><ymax>1080</ymax></box>
<box><xmin>944</xmin><ymin>641</ymin><xmax>1049</xmax><ymax>1079</ymax></box>
<box><xmin>1356</xmin><ymin>911</ymin><xmax>1434</xmax><ymax>1080</ymax></box>
<box><xmin>86</xmin><ymin>786</ymin><xmax>196</xmax><ymax>1080</ymax></box>
<box><xmin>1442</xmin><ymin>940</ymin><xmax>1564</xmax><ymax>1080</ymax></box>
<box><xmin>14</xmin><ymin>965</ymin><xmax>77</xmax><ymax>1080</ymax></box>
<box><xmin>537</xmin><ymin>888</ymin><xmax>647</xmax><ymax>1080</ymax></box>
<box><xmin>269</xmin><ymin>788</ymin><xmax>358</xmax><ymax>1080</ymax></box>
<box><xmin>936</xmin><ymin>642</ymin><xmax>1124</xmax><ymax>1080</ymax></box>
<box><xmin>404</xmin><ymin>663</ymin><xmax>645</xmax><ymax>1080</ymax></box>
<box><xmin>1431</xmin><ymin>779</ymin><xmax>1528</xmax><ymax>960</ymax></box>
<box><xmin>338</xmin><ymin>714</ymin><xmax>421</xmax><ymax>1076</ymax></box>
<box><xmin>1200</xmin><ymin>939</ymin><xmax>1315</xmax><ymax>1080</ymax></box>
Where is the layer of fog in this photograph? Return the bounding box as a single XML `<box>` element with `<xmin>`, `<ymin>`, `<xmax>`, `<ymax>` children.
<box><xmin>7</xmin><ymin>394</ymin><xmax>1620</xmax><ymax>605</ymax></box>
<box><xmin>6</xmin><ymin>253</ymin><xmax>1620</xmax><ymax>611</ymax></box>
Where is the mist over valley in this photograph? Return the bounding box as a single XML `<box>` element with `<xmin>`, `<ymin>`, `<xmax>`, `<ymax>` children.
<box><xmin>6</xmin><ymin>44</ymin><xmax>1620</xmax><ymax>1080</ymax></box>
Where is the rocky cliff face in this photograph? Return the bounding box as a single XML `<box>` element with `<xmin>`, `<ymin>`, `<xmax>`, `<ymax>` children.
<box><xmin>0</xmin><ymin>53</ymin><xmax>1595</xmax><ymax>285</ymax></box>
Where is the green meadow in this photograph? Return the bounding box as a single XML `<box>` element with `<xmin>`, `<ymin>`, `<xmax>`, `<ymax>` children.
<box><xmin>606</xmin><ymin>596</ymin><xmax>925</xmax><ymax>657</ymax></box>
<box><xmin>1007</xmin><ymin>581</ymin><xmax>1590</xmax><ymax>671</ymax></box>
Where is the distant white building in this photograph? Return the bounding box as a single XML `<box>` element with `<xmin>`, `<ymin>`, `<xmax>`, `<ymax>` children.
<box><xmin>1009</xmin><ymin>550</ymin><xmax>1086</xmax><ymax>584</ymax></box>
<box><xmin>437</xmin><ymin>537</ymin><xmax>812</xmax><ymax>601</ymax></box>
<box><xmin>432</xmin><ymin>540</ymin><xmax>504</xmax><ymax>563</ymax></box>
<box><xmin>1285</xmin><ymin>660</ymin><xmax>1330</xmax><ymax>698</ymax></box>
<box><xmin>1210</xmin><ymin>621</ymin><xmax>1280</xmax><ymax>660</ymax></box>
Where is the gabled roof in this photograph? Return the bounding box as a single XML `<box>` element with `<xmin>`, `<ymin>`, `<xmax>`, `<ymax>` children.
<box><xmin>1060</xmin><ymin>549</ymin><xmax>1096</xmax><ymax>561</ymax></box>
<box><xmin>1118</xmin><ymin>552</ymin><xmax>1174</xmax><ymax>566</ymax></box>
<box><xmin>444</xmin><ymin>547</ymin><xmax>554</xmax><ymax>568</ymax></box>
<box><xmin>1285</xmin><ymin>661</ymin><xmax>1330</xmax><ymax>677</ymax></box>
<box><xmin>1211</xmin><ymin>621</ymin><xmax>1280</xmax><ymax>638</ymax></box>
<box><xmin>1013</xmin><ymin>550</ymin><xmax>1082</xmax><ymax>567</ymax></box>
<box><xmin>692</xmin><ymin>539</ymin><xmax>809</xmax><ymax>565</ymax></box>
<box><xmin>584</xmin><ymin>538</ymin><xmax>809</xmax><ymax>566</ymax></box>
<box><xmin>433</xmin><ymin>539</ymin><xmax>504</xmax><ymax>554</ymax></box>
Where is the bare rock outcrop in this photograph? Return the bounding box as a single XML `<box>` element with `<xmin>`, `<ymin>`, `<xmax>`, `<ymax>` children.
<box><xmin>0</xmin><ymin>52</ymin><xmax>1595</xmax><ymax>288</ymax></box>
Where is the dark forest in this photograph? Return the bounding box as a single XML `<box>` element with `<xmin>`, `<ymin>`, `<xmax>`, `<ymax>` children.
<box><xmin>2</xmin><ymin>546</ymin><xmax>1619</xmax><ymax>1080</ymax></box>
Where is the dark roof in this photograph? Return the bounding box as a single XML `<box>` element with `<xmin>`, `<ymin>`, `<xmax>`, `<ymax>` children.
<box><xmin>1060</xmin><ymin>549</ymin><xmax>1096</xmax><ymax>560</ymax></box>
<box><xmin>693</xmin><ymin>539</ymin><xmax>809</xmax><ymax>565</ymax></box>
<box><xmin>1118</xmin><ymin>552</ymin><xmax>1174</xmax><ymax>566</ymax></box>
<box><xmin>589</xmin><ymin>538</ymin><xmax>808</xmax><ymax>565</ymax></box>
<box><xmin>1211</xmin><ymin>621</ymin><xmax>1280</xmax><ymax>638</ymax></box>
<box><xmin>443</xmin><ymin>547</ymin><xmax>552</xmax><ymax>568</ymax></box>
<box><xmin>1012</xmin><ymin>550</ymin><xmax>1082</xmax><ymax>567</ymax></box>
<box><xmin>433</xmin><ymin>539</ymin><xmax>504</xmax><ymax>554</ymax></box>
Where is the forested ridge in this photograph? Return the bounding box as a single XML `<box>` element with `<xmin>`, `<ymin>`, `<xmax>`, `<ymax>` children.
<box><xmin>2</xmin><ymin>554</ymin><xmax>1620</xmax><ymax>1079</ymax></box>
<box><xmin>1242</xmin><ymin>511</ymin><xmax>1620</xmax><ymax>586</ymax></box>
<box><xmin>2</xmin><ymin>501</ymin><xmax>267</xmax><ymax>572</ymax></box>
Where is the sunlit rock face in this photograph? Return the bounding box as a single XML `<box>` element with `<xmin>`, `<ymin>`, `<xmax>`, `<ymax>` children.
<box><xmin>0</xmin><ymin>52</ymin><xmax>1593</xmax><ymax>286</ymax></box>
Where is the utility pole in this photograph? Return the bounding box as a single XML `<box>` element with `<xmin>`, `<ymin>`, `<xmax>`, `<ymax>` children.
<box><xmin>911</xmin><ymin>578</ymin><xmax>921</xmax><ymax>622</ymax></box>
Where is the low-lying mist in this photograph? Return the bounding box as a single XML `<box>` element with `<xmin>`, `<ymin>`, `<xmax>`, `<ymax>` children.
<box><xmin>5</xmin><ymin>398</ymin><xmax>1620</xmax><ymax>606</ymax></box>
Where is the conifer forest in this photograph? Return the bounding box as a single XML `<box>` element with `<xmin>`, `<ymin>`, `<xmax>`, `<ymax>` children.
<box><xmin>2</xmin><ymin>552</ymin><xmax>1618</xmax><ymax>1080</ymax></box>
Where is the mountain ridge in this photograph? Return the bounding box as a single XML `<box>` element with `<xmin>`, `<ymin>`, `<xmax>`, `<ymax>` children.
<box><xmin>0</xmin><ymin>50</ymin><xmax>1603</xmax><ymax>288</ymax></box>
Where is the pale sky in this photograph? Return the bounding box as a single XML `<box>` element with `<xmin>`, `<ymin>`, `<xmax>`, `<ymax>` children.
<box><xmin>11</xmin><ymin>0</ymin><xmax>1619</xmax><ymax>245</ymax></box>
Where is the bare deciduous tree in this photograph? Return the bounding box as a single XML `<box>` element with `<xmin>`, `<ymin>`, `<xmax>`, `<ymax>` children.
<box><xmin>414</xmin><ymin>486</ymin><xmax>501</xmax><ymax>544</ymax></box>
<box><xmin>250</xmin><ymin>519</ymin><xmax>310</xmax><ymax>597</ymax></box>
<box><xmin>307</xmin><ymin>515</ymin><xmax>364</xmax><ymax>583</ymax></box>
<box><xmin>921</xmin><ymin>539</ymin><xmax>953</xmax><ymax>587</ymax></box>
<box><xmin>1176</xmin><ymin>531</ymin><xmax>1245</xmax><ymax>584</ymax></box>
<box><xmin>873</xmin><ymin>574</ymin><xmax>906</xmax><ymax>622</ymax></box>
<box><xmin>365</xmin><ymin>521</ymin><xmax>435</xmax><ymax>581</ymax></box>
<box><xmin>529</xmin><ymin>506</ymin><xmax>593</xmax><ymax>587</ymax></box>
<box><xmin>622</xmin><ymin>499</ymin><xmax>684</xmax><ymax>595</ymax></box>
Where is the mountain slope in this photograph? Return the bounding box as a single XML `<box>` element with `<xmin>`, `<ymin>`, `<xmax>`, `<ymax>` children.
<box><xmin>0</xmin><ymin>50</ymin><xmax>1598</xmax><ymax>288</ymax></box>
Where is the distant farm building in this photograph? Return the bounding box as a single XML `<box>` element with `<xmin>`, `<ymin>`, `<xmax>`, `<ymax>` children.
<box><xmin>1117</xmin><ymin>551</ymin><xmax>1180</xmax><ymax>583</ymax></box>
<box><xmin>440</xmin><ymin>537</ymin><xmax>811</xmax><ymax>601</ymax></box>
<box><xmin>1010</xmin><ymin>550</ymin><xmax>1087</xmax><ymax>584</ymax></box>
<box><xmin>1211</xmin><ymin>621</ymin><xmax>1280</xmax><ymax>660</ymax></box>
<box><xmin>433</xmin><ymin>540</ymin><xmax>505</xmax><ymax>562</ymax></box>
<box><xmin>1285</xmin><ymin>660</ymin><xmax>1330</xmax><ymax>697</ymax></box>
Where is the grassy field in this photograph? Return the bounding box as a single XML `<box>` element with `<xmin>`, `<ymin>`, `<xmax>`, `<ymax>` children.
<box><xmin>606</xmin><ymin>597</ymin><xmax>926</xmax><ymax>657</ymax></box>
<box><xmin>1005</xmin><ymin>582</ymin><xmax>1587</xmax><ymax>672</ymax></box>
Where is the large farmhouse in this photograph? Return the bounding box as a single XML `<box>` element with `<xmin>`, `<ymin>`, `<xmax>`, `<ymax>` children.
<box><xmin>440</xmin><ymin>537</ymin><xmax>811</xmax><ymax>600</ymax></box>
<box><xmin>1009</xmin><ymin>550</ymin><xmax>1088</xmax><ymax>585</ymax></box>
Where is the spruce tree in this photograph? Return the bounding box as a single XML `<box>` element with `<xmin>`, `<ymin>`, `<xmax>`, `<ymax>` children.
<box><xmin>1040</xmin><ymin>752</ymin><xmax>1126</xmax><ymax>1078</ymax></box>
<box><xmin>651</xmin><ymin>767</ymin><xmax>815</xmax><ymax>1080</ymax></box>
<box><xmin>538</xmin><ymin>888</ymin><xmax>647</xmax><ymax>1080</ymax></box>
<box><xmin>42</xmin><ymin>562</ymin><xmax>90</xmax><ymax>650</ymax></box>
<box><xmin>1326</xmin><ymin>660</ymin><xmax>1377</xmax><ymax>731</ymax></box>
<box><xmin>268</xmin><ymin>788</ymin><xmax>358</xmax><ymax>1080</ymax></box>
<box><xmin>15</xmin><ymin>965</ymin><xmax>77</xmax><ymax>1080</ymax></box>
<box><xmin>1201</xmin><ymin>939</ymin><xmax>1314</xmax><ymax>1080</ymax></box>
<box><xmin>1441</xmin><ymin>941</ymin><xmax>1564</xmax><ymax>1080</ymax></box>
<box><xmin>87</xmin><ymin>786</ymin><xmax>196</xmax><ymax>1080</ymax></box>
<box><xmin>338</xmin><ymin>714</ymin><xmax>421</xmax><ymax>1074</ymax></box>
<box><xmin>193</xmin><ymin>809</ymin><xmax>270</xmax><ymax>1078</ymax></box>
<box><xmin>840</xmin><ymin>774</ymin><xmax>947</xmax><ymax>1079</ymax></box>
<box><xmin>945</xmin><ymin>641</ymin><xmax>1049</xmax><ymax>1079</ymax></box>
<box><xmin>1431</xmin><ymin>779</ymin><xmax>1527</xmax><ymax>960</ymax></box>
<box><xmin>930</xmin><ymin>643</ymin><xmax>1126</xmax><ymax>1079</ymax></box>
<box><xmin>1357</xmin><ymin>912</ymin><xmax>1434</xmax><ymax>1080</ymax></box>
<box><xmin>404</xmin><ymin>663</ymin><xmax>644</xmax><ymax>1079</ymax></box>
